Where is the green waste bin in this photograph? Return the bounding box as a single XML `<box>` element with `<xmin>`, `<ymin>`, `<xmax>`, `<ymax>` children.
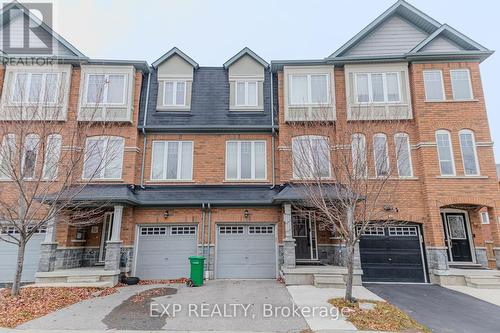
<box><xmin>188</xmin><ymin>256</ymin><xmax>205</xmax><ymax>286</ymax></box>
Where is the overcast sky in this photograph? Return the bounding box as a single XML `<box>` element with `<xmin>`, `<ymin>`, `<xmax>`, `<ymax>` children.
<box><xmin>48</xmin><ymin>0</ymin><xmax>499</xmax><ymax>162</ymax></box>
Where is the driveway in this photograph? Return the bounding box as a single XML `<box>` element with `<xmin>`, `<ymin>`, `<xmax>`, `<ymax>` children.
<box><xmin>18</xmin><ymin>280</ymin><xmax>308</xmax><ymax>332</ymax></box>
<box><xmin>365</xmin><ymin>283</ymin><xmax>500</xmax><ymax>333</ymax></box>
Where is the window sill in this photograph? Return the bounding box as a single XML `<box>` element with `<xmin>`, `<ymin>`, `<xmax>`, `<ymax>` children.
<box><xmin>80</xmin><ymin>179</ymin><xmax>124</xmax><ymax>183</ymax></box>
<box><xmin>367</xmin><ymin>176</ymin><xmax>419</xmax><ymax>180</ymax></box>
<box><xmin>156</xmin><ymin>107</ymin><xmax>191</xmax><ymax>112</ymax></box>
<box><xmin>223</xmin><ymin>179</ymin><xmax>269</xmax><ymax>183</ymax></box>
<box><xmin>228</xmin><ymin>109</ymin><xmax>265</xmax><ymax>114</ymax></box>
<box><xmin>436</xmin><ymin>175</ymin><xmax>488</xmax><ymax>179</ymax></box>
<box><xmin>424</xmin><ymin>99</ymin><xmax>479</xmax><ymax>103</ymax></box>
<box><xmin>146</xmin><ymin>180</ymin><xmax>195</xmax><ymax>183</ymax></box>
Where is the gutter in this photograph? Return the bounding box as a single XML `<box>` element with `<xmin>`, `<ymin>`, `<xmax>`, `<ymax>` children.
<box><xmin>138</xmin><ymin>125</ymin><xmax>277</xmax><ymax>133</ymax></box>
<box><xmin>140</xmin><ymin>70</ymin><xmax>152</xmax><ymax>188</ymax></box>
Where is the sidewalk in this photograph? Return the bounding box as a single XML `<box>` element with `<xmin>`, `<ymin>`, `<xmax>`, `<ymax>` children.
<box><xmin>0</xmin><ymin>329</ymin><xmax>389</xmax><ymax>333</ymax></box>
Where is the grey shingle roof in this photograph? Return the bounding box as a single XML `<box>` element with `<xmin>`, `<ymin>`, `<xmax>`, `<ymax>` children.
<box><xmin>139</xmin><ymin>67</ymin><xmax>274</xmax><ymax>132</ymax></box>
<box><xmin>273</xmin><ymin>184</ymin><xmax>355</xmax><ymax>203</ymax></box>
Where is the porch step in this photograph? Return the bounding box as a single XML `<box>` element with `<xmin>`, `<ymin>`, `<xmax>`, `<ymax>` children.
<box><xmin>67</xmin><ymin>276</ymin><xmax>101</xmax><ymax>283</ymax></box>
<box><xmin>313</xmin><ymin>274</ymin><xmax>346</xmax><ymax>288</ymax></box>
<box><xmin>465</xmin><ymin>275</ymin><xmax>500</xmax><ymax>289</ymax></box>
<box><xmin>26</xmin><ymin>281</ymin><xmax>114</xmax><ymax>288</ymax></box>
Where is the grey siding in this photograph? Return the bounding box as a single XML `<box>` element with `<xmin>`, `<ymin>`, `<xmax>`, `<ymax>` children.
<box><xmin>346</xmin><ymin>15</ymin><xmax>428</xmax><ymax>56</ymax></box>
<box><xmin>0</xmin><ymin>233</ymin><xmax>44</xmax><ymax>282</ymax></box>
<box><xmin>421</xmin><ymin>36</ymin><xmax>464</xmax><ymax>53</ymax></box>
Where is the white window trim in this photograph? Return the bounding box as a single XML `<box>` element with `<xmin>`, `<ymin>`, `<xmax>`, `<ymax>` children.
<box><xmin>83</xmin><ymin>73</ymin><xmax>127</xmax><ymax>106</ymax></box>
<box><xmin>150</xmin><ymin>140</ymin><xmax>194</xmax><ymax>181</ymax></box>
<box><xmin>450</xmin><ymin>69</ymin><xmax>474</xmax><ymax>101</ymax></box>
<box><xmin>225</xmin><ymin>140</ymin><xmax>267</xmax><ymax>181</ymax></box>
<box><xmin>82</xmin><ymin>136</ymin><xmax>124</xmax><ymax>180</ymax></box>
<box><xmin>0</xmin><ymin>134</ymin><xmax>16</xmax><ymax>180</ymax></box>
<box><xmin>21</xmin><ymin>133</ymin><xmax>40</xmax><ymax>180</ymax></box>
<box><xmin>481</xmin><ymin>212</ymin><xmax>490</xmax><ymax>225</ymax></box>
<box><xmin>41</xmin><ymin>134</ymin><xmax>62</xmax><ymax>181</ymax></box>
<box><xmin>458</xmin><ymin>129</ymin><xmax>480</xmax><ymax>176</ymax></box>
<box><xmin>10</xmin><ymin>72</ymin><xmax>61</xmax><ymax>105</ymax></box>
<box><xmin>292</xmin><ymin>135</ymin><xmax>332</xmax><ymax>179</ymax></box>
<box><xmin>289</xmin><ymin>73</ymin><xmax>331</xmax><ymax>106</ymax></box>
<box><xmin>354</xmin><ymin>72</ymin><xmax>402</xmax><ymax>104</ymax></box>
<box><xmin>373</xmin><ymin>133</ymin><xmax>390</xmax><ymax>178</ymax></box>
<box><xmin>235</xmin><ymin>80</ymin><xmax>258</xmax><ymax>107</ymax></box>
<box><xmin>351</xmin><ymin>133</ymin><xmax>368</xmax><ymax>178</ymax></box>
<box><xmin>423</xmin><ymin>70</ymin><xmax>446</xmax><ymax>102</ymax></box>
<box><xmin>435</xmin><ymin>130</ymin><xmax>456</xmax><ymax>176</ymax></box>
<box><xmin>162</xmin><ymin>80</ymin><xmax>187</xmax><ymax>107</ymax></box>
<box><xmin>394</xmin><ymin>133</ymin><xmax>414</xmax><ymax>178</ymax></box>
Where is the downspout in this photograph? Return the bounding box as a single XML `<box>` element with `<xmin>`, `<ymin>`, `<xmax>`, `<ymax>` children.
<box><xmin>140</xmin><ymin>70</ymin><xmax>152</xmax><ymax>189</ymax></box>
<box><xmin>206</xmin><ymin>203</ymin><xmax>212</xmax><ymax>279</ymax></box>
<box><xmin>201</xmin><ymin>203</ymin><xmax>206</xmax><ymax>259</ymax></box>
<box><xmin>270</xmin><ymin>70</ymin><xmax>276</xmax><ymax>189</ymax></box>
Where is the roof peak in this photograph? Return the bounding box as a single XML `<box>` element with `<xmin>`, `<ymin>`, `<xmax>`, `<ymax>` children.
<box><xmin>152</xmin><ymin>47</ymin><xmax>199</xmax><ymax>69</ymax></box>
<box><xmin>223</xmin><ymin>47</ymin><xmax>269</xmax><ymax>69</ymax></box>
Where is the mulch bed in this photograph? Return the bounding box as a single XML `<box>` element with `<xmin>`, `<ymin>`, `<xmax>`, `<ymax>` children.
<box><xmin>0</xmin><ymin>287</ymin><xmax>118</xmax><ymax>328</ymax></box>
<box><xmin>329</xmin><ymin>298</ymin><xmax>430</xmax><ymax>332</ymax></box>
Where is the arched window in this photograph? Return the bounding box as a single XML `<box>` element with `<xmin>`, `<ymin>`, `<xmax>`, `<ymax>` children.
<box><xmin>0</xmin><ymin>134</ymin><xmax>16</xmax><ymax>179</ymax></box>
<box><xmin>292</xmin><ymin>135</ymin><xmax>331</xmax><ymax>179</ymax></box>
<box><xmin>435</xmin><ymin>130</ymin><xmax>455</xmax><ymax>176</ymax></box>
<box><xmin>373</xmin><ymin>133</ymin><xmax>390</xmax><ymax>177</ymax></box>
<box><xmin>42</xmin><ymin>134</ymin><xmax>62</xmax><ymax>180</ymax></box>
<box><xmin>351</xmin><ymin>133</ymin><xmax>367</xmax><ymax>178</ymax></box>
<box><xmin>394</xmin><ymin>133</ymin><xmax>413</xmax><ymax>177</ymax></box>
<box><xmin>22</xmin><ymin>134</ymin><xmax>40</xmax><ymax>179</ymax></box>
<box><xmin>459</xmin><ymin>129</ymin><xmax>480</xmax><ymax>176</ymax></box>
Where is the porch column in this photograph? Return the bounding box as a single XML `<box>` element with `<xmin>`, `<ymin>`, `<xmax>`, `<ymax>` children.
<box><xmin>105</xmin><ymin>205</ymin><xmax>123</xmax><ymax>271</ymax></box>
<box><xmin>38</xmin><ymin>215</ymin><xmax>58</xmax><ymax>272</ymax></box>
<box><xmin>283</xmin><ymin>203</ymin><xmax>296</xmax><ymax>269</ymax></box>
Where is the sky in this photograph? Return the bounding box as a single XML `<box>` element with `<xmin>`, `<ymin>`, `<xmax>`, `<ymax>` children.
<box><xmin>46</xmin><ymin>0</ymin><xmax>499</xmax><ymax>162</ymax></box>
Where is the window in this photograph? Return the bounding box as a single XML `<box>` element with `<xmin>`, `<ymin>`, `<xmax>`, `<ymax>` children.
<box><xmin>163</xmin><ymin>80</ymin><xmax>187</xmax><ymax>106</ymax></box>
<box><xmin>423</xmin><ymin>70</ymin><xmax>445</xmax><ymax>101</ymax></box>
<box><xmin>235</xmin><ymin>81</ymin><xmax>258</xmax><ymax>106</ymax></box>
<box><xmin>373</xmin><ymin>134</ymin><xmax>390</xmax><ymax>177</ymax></box>
<box><xmin>355</xmin><ymin>72</ymin><xmax>400</xmax><ymax>103</ymax></box>
<box><xmin>358</xmin><ymin>227</ymin><xmax>385</xmax><ymax>236</ymax></box>
<box><xmin>394</xmin><ymin>133</ymin><xmax>413</xmax><ymax>177</ymax></box>
<box><xmin>219</xmin><ymin>226</ymin><xmax>244</xmax><ymax>234</ymax></box>
<box><xmin>480</xmin><ymin>212</ymin><xmax>490</xmax><ymax>225</ymax></box>
<box><xmin>141</xmin><ymin>227</ymin><xmax>167</xmax><ymax>235</ymax></box>
<box><xmin>450</xmin><ymin>69</ymin><xmax>473</xmax><ymax>100</ymax></box>
<box><xmin>459</xmin><ymin>130</ymin><xmax>479</xmax><ymax>176</ymax></box>
<box><xmin>292</xmin><ymin>136</ymin><xmax>331</xmax><ymax>179</ymax></box>
<box><xmin>290</xmin><ymin>74</ymin><xmax>329</xmax><ymax>105</ymax></box>
<box><xmin>83</xmin><ymin>136</ymin><xmax>124</xmax><ymax>180</ymax></box>
<box><xmin>226</xmin><ymin>141</ymin><xmax>266</xmax><ymax>180</ymax></box>
<box><xmin>85</xmin><ymin>74</ymin><xmax>126</xmax><ymax>105</ymax></box>
<box><xmin>42</xmin><ymin>134</ymin><xmax>62</xmax><ymax>180</ymax></box>
<box><xmin>0</xmin><ymin>134</ymin><xmax>15</xmax><ymax>179</ymax></box>
<box><xmin>249</xmin><ymin>226</ymin><xmax>274</xmax><ymax>234</ymax></box>
<box><xmin>171</xmin><ymin>226</ymin><xmax>196</xmax><ymax>235</ymax></box>
<box><xmin>11</xmin><ymin>72</ymin><xmax>59</xmax><ymax>104</ymax></box>
<box><xmin>351</xmin><ymin>133</ymin><xmax>367</xmax><ymax>178</ymax></box>
<box><xmin>151</xmin><ymin>141</ymin><xmax>193</xmax><ymax>181</ymax></box>
<box><xmin>22</xmin><ymin>134</ymin><xmax>40</xmax><ymax>179</ymax></box>
<box><xmin>388</xmin><ymin>226</ymin><xmax>418</xmax><ymax>236</ymax></box>
<box><xmin>436</xmin><ymin>130</ymin><xmax>455</xmax><ymax>176</ymax></box>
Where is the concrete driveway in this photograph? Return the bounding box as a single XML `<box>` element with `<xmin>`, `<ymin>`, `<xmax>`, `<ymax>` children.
<box><xmin>365</xmin><ymin>283</ymin><xmax>500</xmax><ymax>333</ymax></box>
<box><xmin>18</xmin><ymin>280</ymin><xmax>308</xmax><ymax>332</ymax></box>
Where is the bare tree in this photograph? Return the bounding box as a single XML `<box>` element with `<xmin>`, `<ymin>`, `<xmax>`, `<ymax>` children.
<box><xmin>0</xmin><ymin>67</ymin><xmax>119</xmax><ymax>296</ymax></box>
<box><xmin>286</xmin><ymin>106</ymin><xmax>413</xmax><ymax>302</ymax></box>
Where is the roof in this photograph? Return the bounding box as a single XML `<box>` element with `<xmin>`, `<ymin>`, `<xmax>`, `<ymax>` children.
<box><xmin>273</xmin><ymin>184</ymin><xmax>358</xmax><ymax>203</ymax></box>
<box><xmin>139</xmin><ymin>66</ymin><xmax>274</xmax><ymax>132</ymax></box>
<box><xmin>152</xmin><ymin>47</ymin><xmax>199</xmax><ymax>69</ymax></box>
<box><xmin>223</xmin><ymin>47</ymin><xmax>269</xmax><ymax>69</ymax></box>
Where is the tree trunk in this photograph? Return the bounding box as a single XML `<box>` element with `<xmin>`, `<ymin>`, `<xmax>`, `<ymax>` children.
<box><xmin>344</xmin><ymin>205</ymin><xmax>356</xmax><ymax>302</ymax></box>
<box><xmin>11</xmin><ymin>239</ymin><xmax>26</xmax><ymax>297</ymax></box>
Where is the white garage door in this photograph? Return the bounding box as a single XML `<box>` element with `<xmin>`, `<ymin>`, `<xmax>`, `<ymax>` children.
<box><xmin>135</xmin><ymin>225</ymin><xmax>198</xmax><ymax>280</ymax></box>
<box><xmin>0</xmin><ymin>229</ymin><xmax>45</xmax><ymax>283</ymax></box>
<box><xmin>216</xmin><ymin>224</ymin><xmax>276</xmax><ymax>279</ymax></box>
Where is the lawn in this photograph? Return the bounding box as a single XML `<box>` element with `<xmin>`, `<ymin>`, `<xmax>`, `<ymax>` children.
<box><xmin>329</xmin><ymin>298</ymin><xmax>430</xmax><ymax>332</ymax></box>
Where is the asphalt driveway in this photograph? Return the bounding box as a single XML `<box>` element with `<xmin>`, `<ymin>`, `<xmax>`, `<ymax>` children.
<box><xmin>365</xmin><ymin>283</ymin><xmax>500</xmax><ymax>333</ymax></box>
<box><xmin>18</xmin><ymin>280</ymin><xmax>308</xmax><ymax>332</ymax></box>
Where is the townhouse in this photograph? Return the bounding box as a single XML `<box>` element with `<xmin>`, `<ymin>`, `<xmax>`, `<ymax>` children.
<box><xmin>1</xmin><ymin>0</ymin><xmax>500</xmax><ymax>287</ymax></box>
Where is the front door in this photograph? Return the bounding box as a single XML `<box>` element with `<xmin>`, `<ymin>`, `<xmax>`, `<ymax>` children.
<box><xmin>99</xmin><ymin>213</ymin><xmax>113</xmax><ymax>262</ymax></box>
<box><xmin>292</xmin><ymin>212</ymin><xmax>318</xmax><ymax>260</ymax></box>
<box><xmin>445</xmin><ymin>213</ymin><xmax>473</xmax><ymax>262</ymax></box>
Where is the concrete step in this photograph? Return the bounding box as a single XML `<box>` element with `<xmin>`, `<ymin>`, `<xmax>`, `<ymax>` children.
<box><xmin>313</xmin><ymin>274</ymin><xmax>346</xmax><ymax>288</ymax></box>
<box><xmin>67</xmin><ymin>276</ymin><xmax>101</xmax><ymax>283</ymax></box>
<box><xmin>25</xmin><ymin>281</ymin><xmax>114</xmax><ymax>288</ymax></box>
<box><xmin>465</xmin><ymin>275</ymin><xmax>500</xmax><ymax>289</ymax></box>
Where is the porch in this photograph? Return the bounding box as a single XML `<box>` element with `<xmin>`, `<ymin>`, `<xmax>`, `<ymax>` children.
<box><xmin>33</xmin><ymin>267</ymin><xmax>120</xmax><ymax>287</ymax></box>
<box><xmin>431</xmin><ymin>268</ymin><xmax>500</xmax><ymax>288</ymax></box>
<box><xmin>281</xmin><ymin>265</ymin><xmax>363</xmax><ymax>288</ymax></box>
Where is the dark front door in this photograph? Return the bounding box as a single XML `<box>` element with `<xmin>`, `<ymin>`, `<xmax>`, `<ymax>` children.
<box><xmin>445</xmin><ymin>213</ymin><xmax>473</xmax><ymax>262</ymax></box>
<box><xmin>292</xmin><ymin>213</ymin><xmax>317</xmax><ymax>260</ymax></box>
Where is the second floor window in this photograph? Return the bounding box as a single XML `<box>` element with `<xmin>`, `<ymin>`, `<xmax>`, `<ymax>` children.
<box><xmin>292</xmin><ymin>136</ymin><xmax>331</xmax><ymax>179</ymax></box>
<box><xmin>450</xmin><ymin>69</ymin><xmax>473</xmax><ymax>100</ymax></box>
<box><xmin>459</xmin><ymin>130</ymin><xmax>479</xmax><ymax>176</ymax></box>
<box><xmin>290</xmin><ymin>74</ymin><xmax>329</xmax><ymax>105</ymax></box>
<box><xmin>436</xmin><ymin>130</ymin><xmax>455</xmax><ymax>176</ymax></box>
<box><xmin>355</xmin><ymin>72</ymin><xmax>400</xmax><ymax>103</ymax></box>
<box><xmin>351</xmin><ymin>133</ymin><xmax>367</xmax><ymax>178</ymax></box>
<box><xmin>394</xmin><ymin>133</ymin><xmax>413</xmax><ymax>177</ymax></box>
<box><xmin>226</xmin><ymin>141</ymin><xmax>266</xmax><ymax>180</ymax></box>
<box><xmin>423</xmin><ymin>70</ymin><xmax>445</xmax><ymax>101</ymax></box>
<box><xmin>373</xmin><ymin>134</ymin><xmax>390</xmax><ymax>177</ymax></box>
<box><xmin>235</xmin><ymin>81</ymin><xmax>258</xmax><ymax>106</ymax></box>
<box><xmin>151</xmin><ymin>141</ymin><xmax>193</xmax><ymax>180</ymax></box>
<box><xmin>0</xmin><ymin>134</ymin><xmax>16</xmax><ymax>179</ymax></box>
<box><xmin>11</xmin><ymin>72</ymin><xmax>59</xmax><ymax>104</ymax></box>
<box><xmin>163</xmin><ymin>81</ymin><xmax>187</xmax><ymax>106</ymax></box>
<box><xmin>22</xmin><ymin>134</ymin><xmax>40</xmax><ymax>179</ymax></box>
<box><xmin>42</xmin><ymin>134</ymin><xmax>62</xmax><ymax>180</ymax></box>
<box><xmin>83</xmin><ymin>136</ymin><xmax>124</xmax><ymax>180</ymax></box>
<box><xmin>85</xmin><ymin>74</ymin><xmax>126</xmax><ymax>105</ymax></box>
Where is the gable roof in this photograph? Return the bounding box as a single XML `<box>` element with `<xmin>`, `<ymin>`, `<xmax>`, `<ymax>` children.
<box><xmin>152</xmin><ymin>47</ymin><xmax>199</xmax><ymax>69</ymax></box>
<box><xmin>0</xmin><ymin>1</ymin><xmax>85</xmax><ymax>57</ymax></box>
<box><xmin>327</xmin><ymin>0</ymin><xmax>492</xmax><ymax>62</ymax></box>
<box><xmin>223</xmin><ymin>47</ymin><xmax>269</xmax><ymax>69</ymax></box>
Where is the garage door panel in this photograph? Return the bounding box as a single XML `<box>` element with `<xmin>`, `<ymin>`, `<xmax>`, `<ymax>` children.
<box><xmin>0</xmin><ymin>233</ymin><xmax>44</xmax><ymax>283</ymax></box>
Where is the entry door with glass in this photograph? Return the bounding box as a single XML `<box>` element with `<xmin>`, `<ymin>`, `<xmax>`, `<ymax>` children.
<box><xmin>292</xmin><ymin>212</ymin><xmax>318</xmax><ymax>261</ymax></box>
<box><xmin>99</xmin><ymin>213</ymin><xmax>114</xmax><ymax>262</ymax></box>
<box><xmin>444</xmin><ymin>213</ymin><xmax>473</xmax><ymax>262</ymax></box>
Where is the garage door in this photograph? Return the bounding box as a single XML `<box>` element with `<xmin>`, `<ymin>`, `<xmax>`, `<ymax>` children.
<box><xmin>0</xmin><ymin>229</ymin><xmax>45</xmax><ymax>283</ymax></box>
<box><xmin>359</xmin><ymin>226</ymin><xmax>426</xmax><ymax>283</ymax></box>
<box><xmin>216</xmin><ymin>225</ymin><xmax>276</xmax><ymax>279</ymax></box>
<box><xmin>135</xmin><ymin>225</ymin><xmax>198</xmax><ymax>280</ymax></box>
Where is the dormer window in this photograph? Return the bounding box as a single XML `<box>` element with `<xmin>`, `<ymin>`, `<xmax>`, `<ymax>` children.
<box><xmin>235</xmin><ymin>81</ymin><xmax>258</xmax><ymax>107</ymax></box>
<box><xmin>163</xmin><ymin>80</ymin><xmax>187</xmax><ymax>107</ymax></box>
